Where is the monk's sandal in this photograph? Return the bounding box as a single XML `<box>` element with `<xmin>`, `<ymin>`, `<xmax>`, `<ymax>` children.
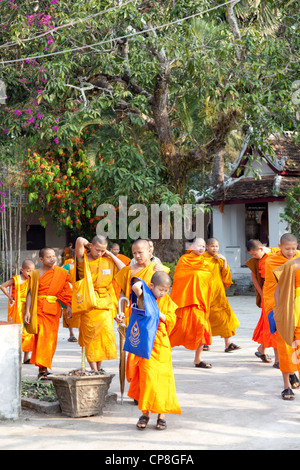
<box><xmin>136</xmin><ymin>415</ymin><xmax>149</xmax><ymax>430</ymax></box>
<box><xmin>281</xmin><ymin>388</ymin><xmax>295</xmax><ymax>400</ymax></box>
<box><xmin>156</xmin><ymin>418</ymin><xmax>167</xmax><ymax>430</ymax></box>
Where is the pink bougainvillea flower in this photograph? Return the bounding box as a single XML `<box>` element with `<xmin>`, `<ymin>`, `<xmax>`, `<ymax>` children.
<box><xmin>13</xmin><ymin>109</ymin><xmax>22</xmax><ymax>116</ymax></box>
<box><xmin>54</xmin><ymin>138</ymin><xmax>59</xmax><ymax>144</ymax></box>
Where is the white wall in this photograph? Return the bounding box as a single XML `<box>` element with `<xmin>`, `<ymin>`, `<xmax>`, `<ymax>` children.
<box><xmin>268</xmin><ymin>200</ymin><xmax>289</xmax><ymax>247</ymax></box>
<box><xmin>212</xmin><ymin>203</ymin><xmax>246</xmax><ymax>269</ymax></box>
<box><xmin>0</xmin><ymin>323</ymin><xmax>22</xmax><ymax>420</ymax></box>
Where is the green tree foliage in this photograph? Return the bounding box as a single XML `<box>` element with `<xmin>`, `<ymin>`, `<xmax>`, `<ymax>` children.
<box><xmin>281</xmin><ymin>184</ymin><xmax>300</xmax><ymax>236</ymax></box>
<box><xmin>0</xmin><ymin>0</ymin><xmax>299</xmax><ymax>234</ymax></box>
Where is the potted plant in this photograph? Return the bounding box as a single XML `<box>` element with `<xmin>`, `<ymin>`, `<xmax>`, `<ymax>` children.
<box><xmin>50</xmin><ymin>347</ymin><xmax>115</xmax><ymax>418</ymax></box>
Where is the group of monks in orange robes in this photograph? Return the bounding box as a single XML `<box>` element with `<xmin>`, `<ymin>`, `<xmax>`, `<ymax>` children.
<box><xmin>0</xmin><ymin>234</ymin><xmax>241</xmax><ymax>429</ymax></box>
<box><xmin>246</xmin><ymin>234</ymin><xmax>300</xmax><ymax>400</ymax></box>
<box><xmin>3</xmin><ymin>230</ymin><xmax>300</xmax><ymax>428</ymax></box>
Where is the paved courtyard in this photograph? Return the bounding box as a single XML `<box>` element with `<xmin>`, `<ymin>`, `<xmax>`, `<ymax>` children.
<box><xmin>1</xmin><ymin>292</ymin><xmax>300</xmax><ymax>451</ymax></box>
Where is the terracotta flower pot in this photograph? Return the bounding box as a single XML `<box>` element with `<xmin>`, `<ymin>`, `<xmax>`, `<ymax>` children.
<box><xmin>51</xmin><ymin>372</ymin><xmax>114</xmax><ymax>418</ymax></box>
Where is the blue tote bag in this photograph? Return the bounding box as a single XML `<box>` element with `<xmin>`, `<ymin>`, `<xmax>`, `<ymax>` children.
<box><xmin>268</xmin><ymin>310</ymin><xmax>277</xmax><ymax>334</ymax></box>
<box><xmin>123</xmin><ymin>278</ymin><xmax>160</xmax><ymax>359</ymax></box>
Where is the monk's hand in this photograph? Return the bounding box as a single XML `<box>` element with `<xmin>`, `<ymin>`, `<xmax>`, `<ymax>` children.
<box><xmin>24</xmin><ymin>312</ymin><xmax>30</xmax><ymax>324</ymax></box>
<box><xmin>214</xmin><ymin>253</ymin><xmax>227</xmax><ymax>269</ymax></box>
<box><xmin>9</xmin><ymin>296</ymin><xmax>15</xmax><ymax>307</ymax></box>
<box><xmin>115</xmin><ymin>312</ymin><xmax>125</xmax><ymax>324</ymax></box>
<box><xmin>104</xmin><ymin>249</ymin><xmax>113</xmax><ymax>258</ymax></box>
<box><xmin>66</xmin><ymin>306</ymin><xmax>72</xmax><ymax>319</ymax></box>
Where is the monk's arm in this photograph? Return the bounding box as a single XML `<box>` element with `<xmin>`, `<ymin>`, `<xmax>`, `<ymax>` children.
<box><xmin>75</xmin><ymin>237</ymin><xmax>90</xmax><ymax>262</ymax></box>
<box><xmin>0</xmin><ymin>278</ymin><xmax>15</xmax><ymax>304</ymax></box>
<box><xmin>215</xmin><ymin>253</ymin><xmax>228</xmax><ymax>270</ymax></box>
<box><xmin>132</xmin><ymin>281</ymin><xmax>143</xmax><ymax>297</ymax></box>
<box><xmin>251</xmin><ymin>273</ymin><xmax>263</xmax><ymax>296</ymax></box>
<box><xmin>159</xmin><ymin>311</ymin><xmax>166</xmax><ymax>323</ymax></box>
<box><xmin>24</xmin><ymin>290</ymin><xmax>32</xmax><ymax>324</ymax></box>
<box><xmin>105</xmin><ymin>250</ymin><xmax>125</xmax><ymax>271</ymax></box>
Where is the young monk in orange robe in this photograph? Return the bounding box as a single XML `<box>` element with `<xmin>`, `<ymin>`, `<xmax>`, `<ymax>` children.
<box><xmin>0</xmin><ymin>259</ymin><xmax>35</xmax><ymax>364</ymax></box>
<box><xmin>74</xmin><ymin>236</ymin><xmax>125</xmax><ymax>372</ymax></box>
<box><xmin>128</xmin><ymin>272</ymin><xmax>181</xmax><ymax>430</ymax></box>
<box><xmin>114</xmin><ymin>239</ymin><xmax>170</xmax><ymax>383</ymax></box>
<box><xmin>169</xmin><ymin>238</ymin><xmax>213</xmax><ymax>368</ymax></box>
<box><xmin>111</xmin><ymin>243</ymin><xmax>131</xmax><ymax>266</ymax></box>
<box><xmin>274</xmin><ymin>254</ymin><xmax>300</xmax><ymax>400</ymax></box>
<box><xmin>246</xmin><ymin>239</ymin><xmax>279</xmax><ymax>364</ymax></box>
<box><xmin>24</xmin><ymin>248</ymin><xmax>73</xmax><ymax>379</ymax></box>
<box><xmin>111</xmin><ymin>242</ymin><xmax>131</xmax><ymax>300</ymax></box>
<box><xmin>202</xmin><ymin>238</ymin><xmax>240</xmax><ymax>352</ymax></box>
<box><xmin>264</xmin><ymin>234</ymin><xmax>300</xmax><ymax>377</ymax></box>
<box><xmin>264</xmin><ymin>233</ymin><xmax>300</xmax><ymax>395</ymax></box>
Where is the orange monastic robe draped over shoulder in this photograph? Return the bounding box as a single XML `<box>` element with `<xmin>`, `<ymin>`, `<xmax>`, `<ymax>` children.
<box><xmin>30</xmin><ymin>267</ymin><xmax>72</xmax><ymax>370</ymax></box>
<box><xmin>114</xmin><ymin>261</ymin><xmax>170</xmax><ymax>382</ymax></box>
<box><xmin>264</xmin><ymin>251</ymin><xmax>300</xmax><ymax>317</ymax></box>
<box><xmin>202</xmin><ymin>251</ymin><xmax>240</xmax><ymax>338</ymax></box>
<box><xmin>169</xmin><ymin>252</ymin><xmax>213</xmax><ymax>350</ymax></box>
<box><xmin>127</xmin><ymin>294</ymin><xmax>181</xmax><ymax>415</ymax></box>
<box><xmin>264</xmin><ymin>251</ymin><xmax>300</xmax><ymax>373</ymax></box>
<box><xmin>8</xmin><ymin>275</ymin><xmax>34</xmax><ymax>353</ymax></box>
<box><xmin>78</xmin><ymin>257</ymin><xmax>119</xmax><ymax>363</ymax></box>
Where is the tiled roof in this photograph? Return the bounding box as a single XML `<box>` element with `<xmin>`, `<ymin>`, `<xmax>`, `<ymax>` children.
<box><xmin>267</xmin><ymin>135</ymin><xmax>300</xmax><ymax>175</ymax></box>
<box><xmin>210</xmin><ymin>175</ymin><xmax>300</xmax><ymax>205</ymax></box>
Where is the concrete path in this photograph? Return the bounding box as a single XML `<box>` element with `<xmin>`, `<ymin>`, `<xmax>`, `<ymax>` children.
<box><xmin>1</xmin><ymin>293</ymin><xmax>300</xmax><ymax>451</ymax></box>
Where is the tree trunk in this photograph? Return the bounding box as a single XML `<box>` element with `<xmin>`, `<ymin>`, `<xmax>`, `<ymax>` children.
<box><xmin>212</xmin><ymin>148</ymin><xmax>225</xmax><ymax>186</ymax></box>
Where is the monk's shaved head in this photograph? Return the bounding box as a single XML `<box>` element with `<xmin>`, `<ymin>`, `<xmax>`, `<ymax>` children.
<box><xmin>132</xmin><ymin>239</ymin><xmax>150</xmax><ymax>249</ymax></box>
<box><xmin>151</xmin><ymin>271</ymin><xmax>171</xmax><ymax>287</ymax></box>
<box><xmin>206</xmin><ymin>237</ymin><xmax>219</xmax><ymax>245</ymax></box>
<box><xmin>246</xmin><ymin>239</ymin><xmax>264</xmax><ymax>252</ymax></box>
<box><xmin>39</xmin><ymin>247</ymin><xmax>55</xmax><ymax>258</ymax></box>
<box><xmin>279</xmin><ymin>233</ymin><xmax>298</xmax><ymax>260</ymax></box>
<box><xmin>22</xmin><ymin>259</ymin><xmax>35</xmax><ymax>269</ymax></box>
<box><xmin>92</xmin><ymin>235</ymin><xmax>108</xmax><ymax>246</ymax></box>
<box><xmin>280</xmin><ymin>233</ymin><xmax>298</xmax><ymax>245</ymax></box>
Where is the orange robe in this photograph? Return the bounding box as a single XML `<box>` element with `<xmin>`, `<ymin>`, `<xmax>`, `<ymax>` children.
<box><xmin>127</xmin><ymin>294</ymin><xmax>181</xmax><ymax>415</ymax></box>
<box><xmin>169</xmin><ymin>252</ymin><xmax>212</xmax><ymax>350</ymax></box>
<box><xmin>269</xmin><ymin>255</ymin><xmax>300</xmax><ymax>373</ymax></box>
<box><xmin>114</xmin><ymin>262</ymin><xmax>170</xmax><ymax>382</ymax></box>
<box><xmin>112</xmin><ymin>254</ymin><xmax>132</xmax><ymax>301</ymax></box>
<box><xmin>61</xmin><ymin>264</ymin><xmax>80</xmax><ymax>330</ymax></box>
<box><xmin>247</xmin><ymin>249</ymin><xmax>279</xmax><ymax>348</ymax></box>
<box><xmin>264</xmin><ymin>250</ymin><xmax>300</xmax><ymax>372</ymax></box>
<box><xmin>8</xmin><ymin>275</ymin><xmax>34</xmax><ymax>353</ymax></box>
<box><xmin>202</xmin><ymin>251</ymin><xmax>240</xmax><ymax>338</ymax></box>
<box><xmin>118</xmin><ymin>254</ymin><xmax>131</xmax><ymax>266</ymax></box>
<box><xmin>29</xmin><ymin>267</ymin><xmax>72</xmax><ymax>370</ymax></box>
<box><xmin>264</xmin><ymin>250</ymin><xmax>300</xmax><ymax>317</ymax></box>
<box><xmin>78</xmin><ymin>256</ymin><xmax>118</xmax><ymax>363</ymax></box>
